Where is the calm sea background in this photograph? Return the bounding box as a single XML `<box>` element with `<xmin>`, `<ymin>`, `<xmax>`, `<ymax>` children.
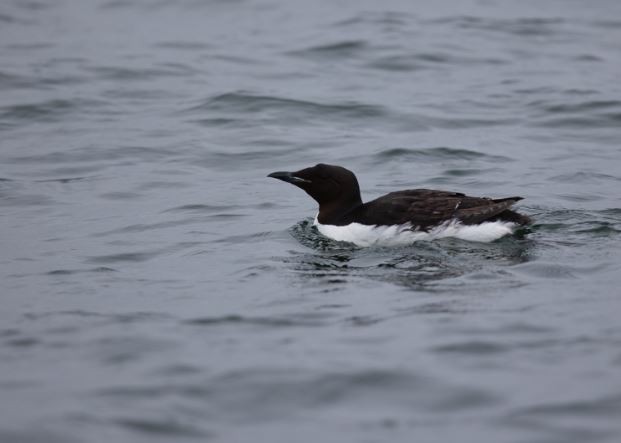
<box><xmin>2</xmin><ymin>0</ymin><xmax>621</xmax><ymax>442</ymax></box>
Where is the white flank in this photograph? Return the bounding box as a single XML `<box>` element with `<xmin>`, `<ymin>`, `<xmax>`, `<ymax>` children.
<box><xmin>313</xmin><ymin>216</ymin><xmax>516</xmax><ymax>247</ymax></box>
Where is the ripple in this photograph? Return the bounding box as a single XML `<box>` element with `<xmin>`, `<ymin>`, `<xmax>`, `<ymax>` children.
<box><xmin>0</xmin><ymin>98</ymin><xmax>107</xmax><ymax>124</ymax></box>
<box><xmin>92</xmin><ymin>216</ymin><xmax>229</xmax><ymax>237</ymax></box>
<box><xmin>46</xmin><ymin>267</ymin><xmax>118</xmax><ymax>275</ymax></box>
<box><xmin>594</xmin><ymin>19</ymin><xmax>621</xmax><ymax>29</ymax></box>
<box><xmin>114</xmin><ymin>417</ymin><xmax>211</xmax><ymax>438</ymax></box>
<box><xmin>550</xmin><ymin>171</ymin><xmax>621</xmax><ymax>183</ymax></box>
<box><xmin>24</xmin><ymin>309</ymin><xmax>171</xmax><ymax>324</ymax></box>
<box><xmin>433</xmin><ymin>16</ymin><xmax>567</xmax><ymax>37</ymax></box>
<box><xmin>119</xmin><ymin>367</ymin><xmax>497</xmax><ymax>421</ymax></box>
<box><xmin>214</xmin><ymin>231</ymin><xmax>273</xmax><ymax>245</ymax></box>
<box><xmin>185</xmin><ymin>313</ymin><xmax>329</xmax><ymax>328</ymax></box>
<box><xmin>421</xmin><ymin>115</ymin><xmax>517</xmax><ymax>129</ymax></box>
<box><xmin>529</xmin><ymin>99</ymin><xmax>621</xmax><ymax>128</ymax></box>
<box><xmin>287</xmin><ymin>40</ymin><xmax>369</xmax><ymax>59</ymax></box>
<box><xmin>98</xmin><ymin>191</ymin><xmax>142</xmax><ymax>200</ymax></box>
<box><xmin>7</xmin><ymin>145</ymin><xmax>177</xmax><ymax>165</ymax></box>
<box><xmin>186</xmin><ymin>92</ymin><xmax>387</xmax><ymax>121</ymax></box>
<box><xmin>0</xmin><ymin>328</ymin><xmax>20</xmax><ymax>338</ymax></box>
<box><xmin>501</xmin><ymin>394</ymin><xmax>621</xmax><ymax>440</ymax></box>
<box><xmin>0</xmin><ymin>192</ymin><xmax>55</xmax><ymax>207</ymax></box>
<box><xmin>368</xmin><ymin>52</ymin><xmax>507</xmax><ymax>72</ymax></box>
<box><xmin>194</xmin><ymin>147</ymin><xmax>304</xmax><ymax>169</ymax></box>
<box><xmin>0</xmin><ymin>13</ymin><xmax>15</xmax><ymax>23</ymax></box>
<box><xmin>155</xmin><ymin>40</ymin><xmax>212</xmax><ymax>50</ymax></box>
<box><xmin>287</xmin><ymin>219</ymin><xmax>532</xmax><ymax>290</ymax></box>
<box><xmin>536</xmin><ymin>114</ymin><xmax>621</xmax><ymax>129</ymax></box>
<box><xmin>136</xmin><ymin>180</ymin><xmax>190</xmax><ymax>191</ymax></box>
<box><xmin>395</xmin><ymin>301</ymin><xmax>467</xmax><ymax>315</ymax></box>
<box><xmin>90</xmin><ymin>335</ymin><xmax>175</xmax><ymax>365</ymax></box>
<box><xmin>336</xmin><ymin>11</ymin><xmax>406</xmax><ymax>26</ymax></box>
<box><xmin>512</xmin><ymin>394</ymin><xmax>621</xmax><ymax>417</ymax></box>
<box><xmin>85</xmin><ymin>64</ymin><xmax>198</xmax><ymax>81</ymax></box>
<box><xmin>432</xmin><ymin>340</ymin><xmax>507</xmax><ymax>355</ymax></box>
<box><xmin>0</xmin><ymin>71</ymin><xmax>39</xmax><ymax>90</ymax></box>
<box><xmin>442</xmin><ymin>168</ymin><xmax>498</xmax><ymax>177</ymax></box>
<box><xmin>191</xmin><ymin>117</ymin><xmax>240</xmax><ymax>127</ymax></box>
<box><xmin>536</xmin><ymin>208</ymin><xmax>621</xmax><ymax>241</ymax></box>
<box><xmin>541</xmin><ymin>100</ymin><xmax>621</xmax><ymax>113</ymax></box>
<box><xmin>35</xmin><ymin>176</ymin><xmax>90</xmax><ymax>183</ymax></box>
<box><xmin>513</xmin><ymin>262</ymin><xmax>577</xmax><ymax>279</ymax></box>
<box><xmin>103</xmin><ymin>87</ymin><xmax>179</xmax><ymax>101</ymax></box>
<box><xmin>599</xmin><ymin>208</ymin><xmax>621</xmax><ymax>217</ymax></box>
<box><xmin>86</xmin><ymin>251</ymin><xmax>161</xmax><ymax>264</ymax></box>
<box><xmin>575</xmin><ymin>223</ymin><xmax>621</xmax><ymax>236</ymax></box>
<box><xmin>162</xmin><ymin>203</ymin><xmax>241</xmax><ymax>213</ymax></box>
<box><xmin>11</xmin><ymin>1</ymin><xmax>50</xmax><ymax>11</ymax></box>
<box><xmin>345</xmin><ymin>315</ymin><xmax>382</xmax><ymax>327</ymax></box>
<box><xmin>4</xmin><ymin>336</ymin><xmax>40</xmax><ymax>348</ymax></box>
<box><xmin>0</xmin><ymin>429</ymin><xmax>79</xmax><ymax>443</ymax></box>
<box><xmin>372</xmin><ymin>147</ymin><xmax>511</xmax><ymax>162</ymax></box>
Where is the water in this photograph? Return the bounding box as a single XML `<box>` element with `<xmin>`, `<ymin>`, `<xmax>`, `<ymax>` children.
<box><xmin>2</xmin><ymin>0</ymin><xmax>621</xmax><ymax>441</ymax></box>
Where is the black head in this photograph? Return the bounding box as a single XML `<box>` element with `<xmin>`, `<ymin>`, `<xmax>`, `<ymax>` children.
<box><xmin>268</xmin><ymin>164</ymin><xmax>363</xmax><ymax>219</ymax></box>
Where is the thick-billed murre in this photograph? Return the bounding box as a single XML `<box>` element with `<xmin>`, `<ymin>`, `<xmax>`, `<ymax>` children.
<box><xmin>268</xmin><ymin>163</ymin><xmax>531</xmax><ymax>246</ymax></box>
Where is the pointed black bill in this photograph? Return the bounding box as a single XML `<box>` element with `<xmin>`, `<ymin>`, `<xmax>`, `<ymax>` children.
<box><xmin>267</xmin><ymin>171</ymin><xmax>311</xmax><ymax>184</ymax></box>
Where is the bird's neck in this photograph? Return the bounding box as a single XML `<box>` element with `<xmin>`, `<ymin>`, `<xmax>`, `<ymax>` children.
<box><xmin>317</xmin><ymin>195</ymin><xmax>363</xmax><ymax>225</ymax></box>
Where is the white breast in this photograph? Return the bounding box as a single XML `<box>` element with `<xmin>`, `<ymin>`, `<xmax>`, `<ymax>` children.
<box><xmin>313</xmin><ymin>216</ymin><xmax>516</xmax><ymax>247</ymax></box>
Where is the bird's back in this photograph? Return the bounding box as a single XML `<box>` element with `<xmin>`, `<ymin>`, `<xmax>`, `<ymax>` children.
<box><xmin>346</xmin><ymin>189</ymin><xmax>530</xmax><ymax>229</ymax></box>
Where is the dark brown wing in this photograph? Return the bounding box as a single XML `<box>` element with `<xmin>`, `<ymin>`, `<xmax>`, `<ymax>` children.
<box><xmin>359</xmin><ymin>189</ymin><xmax>526</xmax><ymax>229</ymax></box>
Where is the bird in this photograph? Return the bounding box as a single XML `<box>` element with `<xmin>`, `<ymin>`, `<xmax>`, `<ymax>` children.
<box><xmin>268</xmin><ymin>163</ymin><xmax>531</xmax><ymax>247</ymax></box>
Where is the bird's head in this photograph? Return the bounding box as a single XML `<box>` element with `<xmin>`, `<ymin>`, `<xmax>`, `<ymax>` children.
<box><xmin>268</xmin><ymin>163</ymin><xmax>362</xmax><ymax>210</ymax></box>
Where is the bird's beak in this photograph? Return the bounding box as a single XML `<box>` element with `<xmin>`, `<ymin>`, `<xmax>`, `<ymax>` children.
<box><xmin>267</xmin><ymin>171</ymin><xmax>311</xmax><ymax>184</ymax></box>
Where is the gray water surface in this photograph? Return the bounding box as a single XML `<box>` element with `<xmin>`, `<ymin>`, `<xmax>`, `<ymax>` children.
<box><xmin>2</xmin><ymin>0</ymin><xmax>621</xmax><ymax>442</ymax></box>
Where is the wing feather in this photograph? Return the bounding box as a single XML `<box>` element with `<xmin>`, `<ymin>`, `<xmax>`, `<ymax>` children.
<box><xmin>359</xmin><ymin>189</ymin><xmax>524</xmax><ymax>229</ymax></box>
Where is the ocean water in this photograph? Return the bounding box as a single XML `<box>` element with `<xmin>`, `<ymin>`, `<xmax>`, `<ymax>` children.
<box><xmin>2</xmin><ymin>0</ymin><xmax>621</xmax><ymax>442</ymax></box>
